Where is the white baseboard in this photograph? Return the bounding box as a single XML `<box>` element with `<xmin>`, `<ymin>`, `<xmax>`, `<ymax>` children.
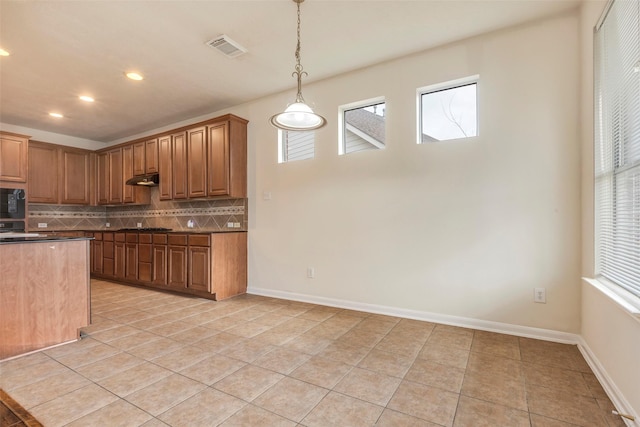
<box><xmin>247</xmin><ymin>286</ymin><xmax>580</xmax><ymax>344</ymax></box>
<box><xmin>577</xmin><ymin>337</ymin><xmax>638</xmax><ymax>426</ymax></box>
<box><xmin>248</xmin><ymin>285</ymin><xmax>636</xmax><ymax>425</ymax></box>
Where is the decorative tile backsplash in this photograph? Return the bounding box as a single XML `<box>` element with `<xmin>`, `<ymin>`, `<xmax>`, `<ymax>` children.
<box><xmin>29</xmin><ymin>187</ymin><xmax>247</xmax><ymax>232</ymax></box>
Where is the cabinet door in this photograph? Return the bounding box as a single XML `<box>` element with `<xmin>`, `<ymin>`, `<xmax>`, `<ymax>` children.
<box><xmin>108</xmin><ymin>149</ymin><xmax>123</xmax><ymax>204</ymax></box>
<box><xmin>97</xmin><ymin>152</ymin><xmax>109</xmax><ymax>205</ymax></box>
<box><xmin>158</xmin><ymin>136</ymin><xmax>172</xmax><ymax>200</ymax></box>
<box><xmin>138</xmin><ymin>242</ymin><xmax>152</xmax><ymax>282</ymax></box>
<box><xmin>125</xmin><ymin>243</ymin><xmax>138</xmax><ymax>280</ymax></box>
<box><xmin>0</xmin><ymin>132</ymin><xmax>28</xmax><ymax>183</ymax></box>
<box><xmin>188</xmin><ymin>246</ymin><xmax>210</xmax><ymax>292</ymax></box>
<box><xmin>187</xmin><ymin>126</ymin><xmax>207</xmax><ymax>198</ymax></box>
<box><xmin>133</xmin><ymin>142</ymin><xmax>146</xmax><ymax>176</ymax></box>
<box><xmin>28</xmin><ymin>142</ymin><xmax>59</xmax><ymax>203</ymax></box>
<box><xmin>171</xmin><ymin>132</ymin><xmax>187</xmax><ymax>199</ymax></box>
<box><xmin>168</xmin><ymin>245</ymin><xmax>187</xmax><ymax>288</ymax></box>
<box><xmin>207</xmin><ymin>123</ymin><xmax>230</xmax><ymax>197</ymax></box>
<box><xmin>114</xmin><ymin>241</ymin><xmax>125</xmax><ymax>279</ymax></box>
<box><xmin>61</xmin><ymin>148</ymin><xmax>90</xmax><ymax>205</ymax></box>
<box><xmin>92</xmin><ymin>240</ymin><xmax>103</xmax><ymax>274</ymax></box>
<box><xmin>152</xmin><ymin>244</ymin><xmax>167</xmax><ymax>286</ymax></box>
<box><xmin>145</xmin><ymin>138</ymin><xmax>159</xmax><ymax>174</ymax></box>
<box><xmin>122</xmin><ymin>145</ymin><xmax>135</xmax><ymax>203</ymax></box>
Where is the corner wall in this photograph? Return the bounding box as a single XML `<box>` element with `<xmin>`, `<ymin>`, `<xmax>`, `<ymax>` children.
<box><xmin>241</xmin><ymin>11</ymin><xmax>583</xmax><ymax>333</ymax></box>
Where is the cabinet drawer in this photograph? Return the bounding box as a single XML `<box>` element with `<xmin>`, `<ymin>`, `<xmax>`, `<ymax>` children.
<box><xmin>126</xmin><ymin>233</ymin><xmax>138</xmax><ymax>243</ymax></box>
<box><xmin>103</xmin><ymin>232</ymin><xmax>114</xmax><ymax>241</ymax></box>
<box><xmin>114</xmin><ymin>233</ymin><xmax>125</xmax><ymax>242</ymax></box>
<box><xmin>139</xmin><ymin>233</ymin><xmax>152</xmax><ymax>244</ymax></box>
<box><xmin>153</xmin><ymin>234</ymin><xmax>167</xmax><ymax>244</ymax></box>
<box><xmin>168</xmin><ymin>234</ymin><xmax>188</xmax><ymax>246</ymax></box>
<box><xmin>188</xmin><ymin>234</ymin><xmax>210</xmax><ymax>247</ymax></box>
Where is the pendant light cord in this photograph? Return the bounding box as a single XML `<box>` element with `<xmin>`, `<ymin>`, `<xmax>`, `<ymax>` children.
<box><xmin>293</xmin><ymin>0</ymin><xmax>307</xmax><ymax>103</ymax></box>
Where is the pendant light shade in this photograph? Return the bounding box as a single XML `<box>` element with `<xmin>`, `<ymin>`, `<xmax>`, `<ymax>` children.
<box><xmin>270</xmin><ymin>0</ymin><xmax>326</xmax><ymax>131</ymax></box>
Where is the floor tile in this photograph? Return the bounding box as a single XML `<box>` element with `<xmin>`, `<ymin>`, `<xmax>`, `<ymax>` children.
<box><xmin>213</xmin><ymin>364</ymin><xmax>283</xmax><ymax>401</ymax></box>
<box><xmin>334</xmin><ymin>367</ymin><xmax>401</xmax><ymax>406</ymax></box>
<box><xmin>417</xmin><ymin>343</ymin><xmax>469</xmax><ymax>369</ymax></box>
<box><xmin>387</xmin><ymin>380</ymin><xmax>459</xmax><ymax>426</ymax></box>
<box><xmin>125</xmin><ymin>373</ymin><xmax>206</xmax><ymax>416</ymax></box>
<box><xmin>0</xmin><ymin>357</ymin><xmax>68</xmax><ymax>391</ymax></box>
<box><xmin>127</xmin><ymin>337</ymin><xmax>185</xmax><ymax>360</ymax></box>
<box><xmin>404</xmin><ymin>358</ymin><xmax>465</xmax><ymax>393</ymax></box>
<box><xmin>426</xmin><ymin>329</ymin><xmax>473</xmax><ymax>350</ymax></box>
<box><xmin>219</xmin><ymin>338</ymin><xmax>276</xmax><ymax>363</ymax></box>
<box><xmin>252</xmin><ymin>347</ymin><xmax>311</xmax><ymax>374</ymax></box>
<box><xmin>281</xmin><ymin>332</ymin><xmax>332</xmax><ymax>354</ymax></box>
<box><xmin>98</xmin><ymin>361</ymin><xmax>172</xmax><ymax>397</ymax></box>
<box><xmin>527</xmin><ymin>383</ymin><xmax>607</xmax><ymax>426</ymax></box>
<box><xmin>75</xmin><ymin>351</ymin><xmax>144</xmax><ymax>382</ymax></box>
<box><xmin>461</xmin><ymin>372</ymin><xmax>527</xmax><ymax>411</ymax></box>
<box><xmin>53</xmin><ymin>342</ymin><xmax>120</xmax><ymax>369</ymax></box>
<box><xmin>375</xmin><ymin>408</ymin><xmax>441</xmax><ymax>426</ymax></box>
<box><xmin>9</xmin><ymin>369</ymin><xmax>91</xmax><ymax>409</ymax></box>
<box><xmin>453</xmin><ymin>395</ymin><xmax>530</xmax><ymax>427</ymax></box>
<box><xmin>523</xmin><ymin>362</ymin><xmax>592</xmax><ymax>398</ymax></box>
<box><xmin>178</xmin><ymin>354</ymin><xmax>246</xmax><ymax>385</ymax></box>
<box><xmin>158</xmin><ymin>388</ymin><xmax>246</xmax><ymax>426</ymax></box>
<box><xmin>466</xmin><ymin>351</ymin><xmax>524</xmax><ymax>381</ymax></box>
<box><xmin>253</xmin><ymin>377</ymin><xmax>328</xmax><ymax>422</ymax></box>
<box><xmin>318</xmin><ymin>340</ymin><xmax>371</xmax><ymax>365</ymax></box>
<box><xmin>471</xmin><ymin>331</ymin><xmax>521</xmax><ymax>360</ymax></box>
<box><xmin>219</xmin><ymin>404</ymin><xmax>297</xmax><ymax>426</ymax></box>
<box><xmin>150</xmin><ymin>345</ymin><xmax>212</xmax><ymax>372</ymax></box>
<box><xmin>357</xmin><ymin>348</ymin><xmax>415</xmax><ymax>378</ymax></box>
<box><xmin>290</xmin><ymin>355</ymin><xmax>353</xmax><ymax>389</ymax></box>
<box><xmin>302</xmin><ymin>391</ymin><xmax>384</xmax><ymax>427</ymax></box>
<box><xmin>65</xmin><ymin>399</ymin><xmax>153</xmax><ymax>427</ymax></box>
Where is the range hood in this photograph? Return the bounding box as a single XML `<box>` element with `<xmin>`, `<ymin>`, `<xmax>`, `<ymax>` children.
<box><xmin>125</xmin><ymin>173</ymin><xmax>159</xmax><ymax>186</ymax></box>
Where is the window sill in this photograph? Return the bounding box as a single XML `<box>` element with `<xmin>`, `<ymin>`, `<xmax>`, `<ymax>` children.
<box><xmin>582</xmin><ymin>277</ymin><xmax>640</xmax><ymax>318</ymax></box>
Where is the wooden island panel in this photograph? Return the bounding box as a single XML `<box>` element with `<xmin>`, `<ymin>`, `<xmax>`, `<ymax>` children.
<box><xmin>0</xmin><ymin>239</ymin><xmax>90</xmax><ymax>360</ymax></box>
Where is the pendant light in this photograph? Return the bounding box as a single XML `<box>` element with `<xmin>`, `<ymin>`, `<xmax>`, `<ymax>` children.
<box><xmin>270</xmin><ymin>0</ymin><xmax>326</xmax><ymax>131</ymax></box>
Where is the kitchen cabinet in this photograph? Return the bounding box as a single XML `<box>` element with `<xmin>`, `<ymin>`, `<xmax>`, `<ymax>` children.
<box><xmin>158</xmin><ymin>135</ymin><xmax>172</xmax><ymax>200</ymax></box>
<box><xmin>122</xmin><ymin>145</ymin><xmax>151</xmax><ymax>205</ymax></box>
<box><xmin>171</xmin><ymin>132</ymin><xmax>188</xmax><ymax>200</ymax></box>
<box><xmin>138</xmin><ymin>233</ymin><xmax>152</xmax><ymax>282</ymax></box>
<box><xmin>168</xmin><ymin>234</ymin><xmax>188</xmax><ymax>288</ymax></box>
<box><xmin>207</xmin><ymin>117</ymin><xmax>247</xmax><ymax>198</ymax></box>
<box><xmin>97</xmin><ymin>153</ymin><xmax>109</xmax><ymax>204</ymax></box>
<box><xmin>187</xmin><ymin>126</ymin><xmax>207</xmax><ymax>198</ymax></box>
<box><xmin>114</xmin><ymin>232</ymin><xmax>125</xmax><ymax>279</ymax></box>
<box><xmin>152</xmin><ymin>234</ymin><xmax>167</xmax><ymax>286</ymax></box>
<box><xmin>133</xmin><ymin>142</ymin><xmax>146</xmax><ymax>176</ymax></box>
<box><xmin>188</xmin><ymin>234</ymin><xmax>210</xmax><ymax>292</ymax></box>
<box><xmin>92</xmin><ymin>232</ymin><xmax>103</xmax><ymax>275</ymax></box>
<box><xmin>145</xmin><ymin>138</ymin><xmax>159</xmax><ymax>174</ymax></box>
<box><xmin>28</xmin><ymin>141</ymin><xmax>59</xmax><ymax>203</ymax></box>
<box><xmin>103</xmin><ymin>232</ymin><xmax>114</xmax><ymax>276</ymax></box>
<box><xmin>0</xmin><ymin>131</ymin><xmax>28</xmax><ymax>183</ymax></box>
<box><xmin>29</xmin><ymin>142</ymin><xmax>91</xmax><ymax>205</ymax></box>
<box><xmin>108</xmin><ymin>149</ymin><xmax>123</xmax><ymax>204</ymax></box>
<box><xmin>61</xmin><ymin>147</ymin><xmax>91</xmax><ymax>204</ymax></box>
<box><xmin>90</xmin><ymin>231</ymin><xmax>247</xmax><ymax>300</ymax></box>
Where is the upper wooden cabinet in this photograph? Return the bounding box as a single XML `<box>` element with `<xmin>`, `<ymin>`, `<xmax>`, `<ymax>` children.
<box><xmin>122</xmin><ymin>146</ymin><xmax>150</xmax><ymax>205</ymax></box>
<box><xmin>29</xmin><ymin>141</ymin><xmax>91</xmax><ymax>205</ymax></box>
<box><xmin>132</xmin><ymin>142</ymin><xmax>146</xmax><ymax>176</ymax></box>
<box><xmin>187</xmin><ymin>126</ymin><xmax>207</xmax><ymax>198</ymax></box>
<box><xmin>145</xmin><ymin>138</ymin><xmax>159</xmax><ymax>174</ymax></box>
<box><xmin>0</xmin><ymin>132</ymin><xmax>29</xmax><ymax>183</ymax></box>
<box><xmin>171</xmin><ymin>131</ymin><xmax>188</xmax><ymax>200</ymax></box>
<box><xmin>158</xmin><ymin>135</ymin><xmax>172</xmax><ymax>200</ymax></box>
<box><xmin>207</xmin><ymin>116</ymin><xmax>247</xmax><ymax>198</ymax></box>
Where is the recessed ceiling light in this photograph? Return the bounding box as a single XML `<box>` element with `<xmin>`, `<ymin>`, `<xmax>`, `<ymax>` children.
<box><xmin>79</xmin><ymin>95</ymin><xmax>95</xmax><ymax>102</ymax></box>
<box><xmin>125</xmin><ymin>72</ymin><xmax>144</xmax><ymax>81</ymax></box>
<box><xmin>0</xmin><ymin>48</ymin><xmax>9</xmax><ymax>57</ymax></box>
<box><xmin>49</xmin><ymin>112</ymin><xmax>64</xmax><ymax>118</ymax></box>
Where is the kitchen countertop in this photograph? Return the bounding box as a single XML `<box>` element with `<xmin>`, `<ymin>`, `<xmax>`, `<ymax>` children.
<box><xmin>33</xmin><ymin>229</ymin><xmax>247</xmax><ymax>234</ymax></box>
<box><xmin>0</xmin><ymin>236</ymin><xmax>92</xmax><ymax>245</ymax></box>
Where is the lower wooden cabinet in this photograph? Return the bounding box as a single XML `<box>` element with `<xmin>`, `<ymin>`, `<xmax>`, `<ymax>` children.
<box><xmin>91</xmin><ymin>231</ymin><xmax>246</xmax><ymax>300</ymax></box>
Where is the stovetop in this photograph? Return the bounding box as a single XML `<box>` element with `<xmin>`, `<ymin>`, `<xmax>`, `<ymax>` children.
<box><xmin>117</xmin><ymin>228</ymin><xmax>173</xmax><ymax>232</ymax></box>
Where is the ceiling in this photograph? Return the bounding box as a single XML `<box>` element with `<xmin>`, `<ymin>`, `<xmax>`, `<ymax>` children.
<box><xmin>0</xmin><ymin>0</ymin><xmax>581</xmax><ymax>143</ymax></box>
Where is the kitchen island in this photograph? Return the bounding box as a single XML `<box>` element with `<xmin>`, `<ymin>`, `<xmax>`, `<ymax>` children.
<box><xmin>0</xmin><ymin>236</ymin><xmax>91</xmax><ymax>360</ymax></box>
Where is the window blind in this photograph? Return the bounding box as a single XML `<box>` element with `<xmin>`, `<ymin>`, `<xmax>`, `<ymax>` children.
<box><xmin>594</xmin><ymin>0</ymin><xmax>640</xmax><ymax>297</ymax></box>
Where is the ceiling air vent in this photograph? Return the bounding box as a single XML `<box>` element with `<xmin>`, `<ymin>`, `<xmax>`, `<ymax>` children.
<box><xmin>206</xmin><ymin>34</ymin><xmax>247</xmax><ymax>58</ymax></box>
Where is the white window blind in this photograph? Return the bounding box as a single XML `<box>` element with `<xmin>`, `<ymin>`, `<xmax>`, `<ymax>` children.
<box><xmin>595</xmin><ymin>0</ymin><xmax>640</xmax><ymax>297</ymax></box>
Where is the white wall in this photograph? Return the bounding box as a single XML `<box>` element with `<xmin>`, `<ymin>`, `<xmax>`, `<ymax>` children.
<box><xmin>241</xmin><ymin>11</ymin><xmax>583</xmax><ymax>333</ymax></box>
<box><xmin>579</xmin><ymin>1</ymin><xmax>640</xmax><ymax>420</ymax></box>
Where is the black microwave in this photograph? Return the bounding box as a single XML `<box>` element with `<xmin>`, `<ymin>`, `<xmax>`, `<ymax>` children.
<box><xmin>0</xmin><ymin>188</ymin><xmax>26</xmax><ymax>219</ymax></box>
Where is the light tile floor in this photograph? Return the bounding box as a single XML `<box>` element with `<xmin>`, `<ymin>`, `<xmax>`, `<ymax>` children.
<box><xmin>0</xmin><ymin>279</ymin><xmax>626</xmax><ymax>427</ymax></box>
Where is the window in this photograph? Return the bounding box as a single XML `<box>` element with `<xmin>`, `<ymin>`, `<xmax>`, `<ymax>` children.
<box><xmin>339</xmin><ymin>98</ymin><xmax>386</xmax><ymax>155</ymax></box>
<box><xmin>418</xmin><ymin>76</ymin><xmax>478</xmax><ymax>143</ymax></box>
<box><xmin>594</xmin><ymin>0</ymin><xmax>640</xmax><ymax>298</ymax></box>
<box><xmin>278</xmin><ymin>130</ymin><xmax>314</xmax><ymax>163</ymax></box>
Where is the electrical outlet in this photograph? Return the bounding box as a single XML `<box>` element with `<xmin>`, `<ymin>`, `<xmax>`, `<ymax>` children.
<box><xmin>534</xmin><ymin>287</ymin><xmax>546</xmax><ymax>304</ymax></box>
<box><xmin>105</xmin><ymin>223</ymin><xmax>110</xmax><ymax>228</ymax></box>
<box><xmin>37</xmin><ymin>223</ymin><xmax>47</xmax><ymax>228</ymax></box>
<box><xmin>233</xmin><ymin>222</ymin><xmax>240</xmax><ymax>228</ymax></box>
<box><xmin>307</xmin><ymin>267</ymin><xmax>315</xmax><ymax>279</ymax></box>
<box><xmin>136</xmin><ymin>223</ymin><xmax>143</xmax><ymax>228</ymax></box>
<box><xmin>227</xmin><ymin>222</ymin><xmax>234</xmax><ymax>228</ymax></box>
<box><xmin>187</xmin><ymin>219</ymin><xmax>195</xmax><ymax>228</ymax></box>
<box><xmin>263</xmin><ymin>191</ymin><xmax>272</xmax><ymax>200</ymax></box>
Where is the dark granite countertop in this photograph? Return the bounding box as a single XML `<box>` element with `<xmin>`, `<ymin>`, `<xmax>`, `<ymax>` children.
<box><xmin>0</xmin><ymin>236</ymin><xmax>93</xmax><ymax>245</ymax></box>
